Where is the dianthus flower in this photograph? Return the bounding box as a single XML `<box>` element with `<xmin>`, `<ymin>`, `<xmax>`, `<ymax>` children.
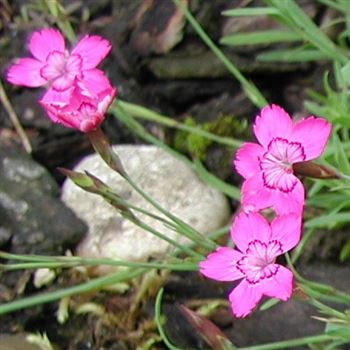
<box><xmin>234</xmin><ymin>105</ymin><xmax>331</xmax><ymax>214</ymax></box>
<box><xmin>39</xmin><ymin>70</ymin><xmax>116</xmax><ymax>132</ymax></box>
<box><xmin>6</xmin><ymin>28</ymin><xmax>111</xmax><ymax>91</ymax></box>
<box><xmin>200</xmin><ymin>211</ymin><xmax>301</xmax><ymax>318</ymax></box>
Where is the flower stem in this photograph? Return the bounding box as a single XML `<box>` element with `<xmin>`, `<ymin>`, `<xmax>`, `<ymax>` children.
<box><xmin>238</xmin><ymin>334</ymin><xmax>334</xmax><ymax>350</ymax></box>
<box><xmin>172</xmin><ymin>0</ymin><xmax>267</xmax><ymax>108</ymax></box>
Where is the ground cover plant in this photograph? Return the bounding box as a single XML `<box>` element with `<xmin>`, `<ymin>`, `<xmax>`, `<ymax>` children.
<box><xmin>1</xmin><ymin>0</ymin><xmax>350</xmax><ymax>349</ymax></box>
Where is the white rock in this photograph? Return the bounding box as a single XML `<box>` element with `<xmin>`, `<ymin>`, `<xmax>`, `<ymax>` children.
<box><xmin>61</xmin><ymin>145</ymin><xmax>230</xmax><ymax>274</ymax></box>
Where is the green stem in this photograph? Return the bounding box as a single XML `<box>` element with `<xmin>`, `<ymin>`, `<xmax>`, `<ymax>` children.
<box><xmin>127</xmin><ymin>213</ymin><xmax>204</xmax><ymax>259</ymax></box>
<box><xmin>113</xmin><ymin>100</ymin><xmax>242</xmax><ymax>148</ymax></box>
<box><xmin>115</xmin><ymin>105</ymin><xmax>218</xmax><ymax>251</ymax></box>
<box><xmin>1</xmin><ymin>259</ymin><xmax>199</xmax><ymax>272</ymax></box>
<box><xmin>172</xmin><ymin>0</ymin><xmax>267</xmax><ymax>108</ymax></box>
<box><xmin>0</xmin><ymin>268</ymin><xmax>146</xmax><ymax>315</ymax></box>
<box><xmin>239</xmin><ymin>334</ymin><xmax>334</xmax><ymax>350</ymax></box>
<box><xmin>113</xmin><ymin>105</ymin><xmax>240</xmax><ymax>200</ymax></box>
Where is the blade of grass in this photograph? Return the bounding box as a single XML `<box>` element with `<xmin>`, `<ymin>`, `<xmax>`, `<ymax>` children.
<box><xmin>0</xmin><ymin>268</ymin><xmax>146</xmax><ymax>315</ymax></box>
<box><xmin>155</xmin><ymin>288</ymin><xmax>184</xmax><ymax>350</ymax></box>
<box><xmin>112</xmin><ymin>103</ymin><xmax>239</xmax><ymax>202</ymax></box>
<box><xmin>221</xmin><ymin>30</ymin><xmax>301</xmax><ymax>46</ymax></box>
<box><xmin>193</xmin><ymin>159</ymin><xmax>240</xmax><ymax>200</ymax></box>
<box><xmin>113</xmin><ymin>100</ymin><xmax>242</xmax><ymax>148</ymax></box>
<box><xmin>173</xmin><ymin>0</ymin><xmax>267</xmax><ymax>108</ymax></box>
<box><xmin>222</xmin><ymin>7</ymin><xmax>280</xmax><ymax>17</ymax></box>
<box><xmin>257</xmin><ymin>48</ymin><xmax>329</xmax><ymax>62</ymax></box>
<box><xmin>305</xmin><ymin>212</ymin><xmax>350</xmax><ymax>228</ymax></box>
<box><xmin>265</xmin><ymin>0</ymin><xmax>348</xmax><ymax>64</ymax></box>
<box><xmin>239</xmin><ymin>334</ymin><xmax>335</xmax><ymax>350</ymax></box>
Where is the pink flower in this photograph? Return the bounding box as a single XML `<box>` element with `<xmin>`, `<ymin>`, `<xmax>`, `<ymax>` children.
<box><xmin>199</xmin><ymin>211</ymin><xmax>301</xmax><ymax>318</ymax></box>
<box><xmin>234</xmin><ymin>105</ymin><xmax>331</xmax><ymax>214</ymax></box>
<box><xmin>6</xmin><ymin>28</ymin><xmax>111</xmax><ymax>91</ymax></box>
<box><xmin>40</xmin><ymin>70</ymin><xmax>116</xmax><ymax>132</ymax></box>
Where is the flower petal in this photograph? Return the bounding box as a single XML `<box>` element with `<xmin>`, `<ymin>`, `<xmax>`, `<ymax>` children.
<box><xmin>6</xmin><ymin>58</ymin><xmax>46</xmax><ymax>87</ymax></box>
<box><xmin>241</xmin><ymin>173</ymin><xmax>275</xmax><ymax>213</ymax></box>
<box><xmin>259</xmin><ymin>265</ymin><xmax>293</xmax><ymax>301</ymax></box>
<box><xmin>80</xmin><ymin>69</ymin><xmax>113</xmax><ymax>96</ymax></box>
<box><xmin>229</xmin><ymin>279</ymin><xmax>263</xmax><ymax>318</ymax></box>
<box><xmin>270</xmin><ymin>214</ymin><xmax>302</xmax><ymax>253</ymax></box>
<box><xmin>199</xmin><ymin>247</ymin><xmax>244</xmax><ymax>282</ymax></box>
<box><xmin>28</xmin><ymin>28</ymin><xmax>65</xmax><ymax>62</ymax></box>
<box><xmin>231</xmin><ymin>212</ymin><xmax>271</xmax><ymax>253</ymax></box>
<box><xmin>71</xmin><ymin>35</ymin><xmax>111</xmax><ymax>69</ymax></box>
<box><xmin>271</xmin><ymin>179</ymin><xmax>304</xmax><ymax>215</ymax></box>
<box><xmin>253</xmin><ymin>105</ymin><xmax>293</xmax><ymax>148</ymax></box>
<box><xmin>291</xmin><ymin>117</ymin><xmax>331</xmax><ymax>160</ymax></box>
<box><xmin>233</xmin><ymin>142</ymin><xmax>264</xmax><ymax>179</ymax></box>
<box><xmin>39</xmin><ymin>87</ymin><xmax>72</xmax><ymax>123</ymax></box>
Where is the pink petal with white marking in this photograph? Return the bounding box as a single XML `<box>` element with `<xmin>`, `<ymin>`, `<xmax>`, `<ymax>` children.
<box><xmin>40</xmin><ymin>51</ymin><xmax>66</xmax><ymax>80</ymax></box>
<box><xmin>229</xmin><ymin>279</ymin><xmax>263</xmax><ymax>318</ymax></box>
<box><xmin>259</xmin><ymin>265</ymin><xmax>293</xmax><ymax>301</ymax></box>
<box><xmin>199</xmin><ymin>247</ymin><xmax>245</xmax><ymax>282</ymax></box>
<box><xmin>66</xmin><ymin>54</ymin><xmax>83</xmax><ymax>76</ymax></box>
<box><xmin>261</xmin><ymin>163</ymin><xmax>298</xmax><ymax>192</ymax></box>
<box><xmin>241</xmin><ymin>174</ymin><xmax>275</xmax><ymax>213</ymax></box>
<box><xmin>271</xmin><ymin>179</ymin><xmax>305</xmax><ymax>215</ymax></box>
<box><xmin>28</xmin><ymin>28</ymin><xmax>65</xmax><ymax>62</ymax></box>
<box><xmin>39</xmin><ymin>87</ymin><xmax>73</xmax><ymax>123</ymax></box>
<box><xmin>71</xmin><ymin>35</ymin><xmax>111</xmax><ymax>69</ymax></box>
<box><xmin>6</xmin><ymin>58</ymin><xmax>46</xmax><ymax>87</ymax></box>
<box><xmin>270</xmin><ymin>214</ymin><xmax>301</xmax><ymax>253</ymax></box>
<box><xmin>77</xmin><ymin>102</ymin><xmax>102</xmax><ymax>132</ymax></box>
<box><xmin>241</xmin><ymin>173</ymin><xmax>304</xmax><ymax>215</ymax></box>
<box><xmin>231</xmin><ymin>212</ymin><xmax>271</xmax><ymax>253</ymax></box>
<box><xmin>253</xmin><ymin>105</ymin><xmax>293</xmax><ymax>148</ymax></box>
<box><xmin>51</xmin><ymin>74</ymin><xmax>76</xmax><ymax>91</ymax></box>
<box><xmin>234</xmin><ymin>142</ymin><xmax>264</xmax><ymax>179</ymax></box>
<box><xmin>291</xmin><ymin>117</ymin><xmax>331</xmax><ymax>160</ymax></box>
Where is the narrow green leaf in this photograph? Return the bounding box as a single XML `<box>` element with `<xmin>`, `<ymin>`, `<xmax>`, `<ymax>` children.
<box><xmin>325</xmin><ymin>324</ymin><xmax>350</xmax><ymax>340</ymax></box>
<box><xmin>173</xmin><ymin>0</ymin><xmax>267</xmax><ymax>108</ymax></box>
<box><xmin>193</xmin><ymin>159</ymin><xmax>240</xmax><ymax>200</ymax></box>
<box><xmin>222</xmin><ymin>7</ymin><xmax>280</xmax><ymax>17</ymax></box>
<box><xmin>332</xmin><ymin>133</ymin><xmax>350</xmax><ymax>175</ymax></box>
<box><xmin>257</xmin><ymin>48</ymin><xmax>328</xmax><ymax>62</ymax></box>
<box><xmin>0</xmin><ymin>269</ymin><xmax>146</xmax><ymax>315</ymax></box>
<box><xmin>265</xmin><ymin>0</ymin><xmax>348</xmax><ymax>64</ymax></box>
<box><xmin>221</xmin><ymin>30</ymin><xmax>301</xmax><ymax>46</ymax></box>
<box><xmin>340</xmin><ymin>239</ymin><xmax>350</xmax><ymax>262</ymax></box>
<box><xmin>155</xmin><ymin>288</ymin><xmax>183</xmax><ymax>350</ymax></box>
<box><xmin>305</xmin><ymin>212</ymin><xmax>350</xmax><ymax>228</ymax></box>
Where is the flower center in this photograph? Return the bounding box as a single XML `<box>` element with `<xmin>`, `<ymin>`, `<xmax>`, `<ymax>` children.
<box><xmin>40</xmin><ymin>51</ymin><xmax>82</xmax><ymax>90</ymax></box>
<box><xmin>237</xmin><ymin>240</ymin><xmax>283</xmax><ymax>284</ymax></box>
<box><xmin>259</xmin><ymin>137</ymin><xmax>305</xmax><ymax>192</ymax></box>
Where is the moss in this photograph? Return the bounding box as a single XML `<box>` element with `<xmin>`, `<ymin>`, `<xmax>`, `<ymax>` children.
<box><xmin>173</xmin><ymin>115</ymin><xmax>248</xmax><ymax>160</ymax></box>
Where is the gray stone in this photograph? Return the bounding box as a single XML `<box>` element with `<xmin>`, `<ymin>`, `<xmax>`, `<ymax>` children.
<box><xmin>62</xmin><ymin>145</ymin><xmax>231</xmax><ymax>274</ymax></box>
<box><xmin>0</xmin><ymin>148</ymin><xmax>86</xmax><ymax>255</ymax></box>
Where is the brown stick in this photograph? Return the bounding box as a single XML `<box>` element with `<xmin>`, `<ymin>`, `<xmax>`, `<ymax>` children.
<box><xmin>0</xmin><ymin>79</ymin><xmax>32</xmax><ymax>153</ymax></box>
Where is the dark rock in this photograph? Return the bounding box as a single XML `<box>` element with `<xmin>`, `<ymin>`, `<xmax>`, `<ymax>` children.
<box><xmin>147</xmin><ymin>46</ymin><xmax>309</xmax><ymax>80</ymax></box>
<box><xmin>0</xmin><ymin>147</ymin><xmax>86</xmax><ymax>255</ymax></box>
<box><xmin>129</xmin><ymin>0</ymin><xmax>187</xmax><ymax>55</ymax></box>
